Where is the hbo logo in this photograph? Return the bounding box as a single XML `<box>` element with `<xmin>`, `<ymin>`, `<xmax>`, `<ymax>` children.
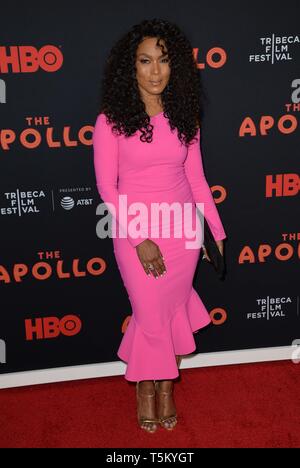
<box><xmin>25</xmin><ymin>315</ymin><xmax>82</xmax><ymax>340</ymax></box>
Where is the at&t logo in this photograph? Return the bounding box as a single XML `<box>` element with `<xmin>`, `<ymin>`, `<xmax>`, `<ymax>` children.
<box><xmin>60</xmin><ymin>196</ymin><xmax>93</xmax><ymax>210</ymax></box>
<box><xmin>61</xmin><ymin>196</ymin><xmax>75</xmax><ymax>210</ymax></box>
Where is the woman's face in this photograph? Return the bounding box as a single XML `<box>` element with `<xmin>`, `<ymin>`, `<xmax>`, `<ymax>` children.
<box><xmin>135</xmin><ymin>36</ymin><xmax>170</xmax><ymax>105</ymax></box>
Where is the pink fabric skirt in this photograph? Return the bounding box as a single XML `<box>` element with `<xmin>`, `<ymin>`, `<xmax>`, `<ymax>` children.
<box><xmin>114</xmin><ymin>192</ymin><xmax>212</xmax><ymax>382</ymax></box>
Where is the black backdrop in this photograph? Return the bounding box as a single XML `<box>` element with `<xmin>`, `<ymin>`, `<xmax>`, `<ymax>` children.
<box><xmin>0</xmin><ymin>1</ymin><xmax>299</xmax><ymax>381</ymax></box>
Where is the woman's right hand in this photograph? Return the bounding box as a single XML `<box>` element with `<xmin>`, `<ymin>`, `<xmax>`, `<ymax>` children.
<box><xmin>135</xmin><ymin>239</ymin><xmax>167</xmax><ymax>278</ymax></box>
<box><xmin>202</xmin><ymin>245</ymin><xmax>211</xmax><ymax>262</ymax></box>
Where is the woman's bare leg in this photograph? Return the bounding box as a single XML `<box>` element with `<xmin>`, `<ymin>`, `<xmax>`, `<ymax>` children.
<box><xmin>156</xmin><ymin>355</ymin><xmax>181</xmax><ymax>429</ymax></box>
<box><xmin>137</xmin><ymin>380</ymin><xmax>158</xmax><ymax>433</ymax></box>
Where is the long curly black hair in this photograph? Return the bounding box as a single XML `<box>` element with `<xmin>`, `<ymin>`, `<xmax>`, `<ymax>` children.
<box><xmin>96</xmin><ymin>18</ymin><xmax>206</xmax><ymax>146</ymax></box>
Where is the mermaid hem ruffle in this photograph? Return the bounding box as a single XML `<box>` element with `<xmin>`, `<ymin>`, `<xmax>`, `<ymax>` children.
<box><xmin>117</xmin><ymin>287</ymin><xmax>212</xmax><ymax>382</ymax></box>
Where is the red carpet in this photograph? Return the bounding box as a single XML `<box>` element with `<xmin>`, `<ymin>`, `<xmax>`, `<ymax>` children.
<box><xmin>0</xmin><ymin>360</ymin><xmax>299</xmax><ymax>448</ymax></box>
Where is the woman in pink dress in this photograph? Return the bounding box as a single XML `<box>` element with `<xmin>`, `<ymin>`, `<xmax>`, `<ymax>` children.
<box><xmin>93</xmin><ymin>18</ymin><xmax>226</xmax><ymax>433</ymax></box>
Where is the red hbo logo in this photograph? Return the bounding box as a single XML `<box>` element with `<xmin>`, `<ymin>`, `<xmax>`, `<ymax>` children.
<box><xmin>25</xmin><ymin>315</ymin><xmax>81</xmax><ymax>340</ymax></box>
<box><xmin>0</xmin><ymin>45</ymin><xmax>63</xmax><ymax>73</ymax></box>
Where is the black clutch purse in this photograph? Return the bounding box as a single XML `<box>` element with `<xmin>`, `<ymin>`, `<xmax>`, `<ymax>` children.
<box><xmin>202</xmin><ymin>216</ymin><xmax>226</xmax><ymax>280</ymax></box>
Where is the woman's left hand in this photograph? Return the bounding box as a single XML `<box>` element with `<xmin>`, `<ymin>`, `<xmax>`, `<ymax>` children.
<box><xmin>202</xmin><ymin>239</ymin><xmax>224</xmax><ymax>262</ymax></box>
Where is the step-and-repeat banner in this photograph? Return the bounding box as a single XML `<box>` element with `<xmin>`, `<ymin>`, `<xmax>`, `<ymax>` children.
<box><xmin>0</xmin><ymin>2</ymin><xmax>299</xmax><ymax>385</ymax></box>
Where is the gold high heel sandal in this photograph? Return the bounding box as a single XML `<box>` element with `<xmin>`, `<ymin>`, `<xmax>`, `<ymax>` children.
<box><xmin>136</xmin><ymin>381</ymin><xmax>159</xmax><ymax>433</ymax></box>
<box><xmin>155</xmin><ymin>381</ymin><xmax>178</xmax><ymax>430</ymax></box>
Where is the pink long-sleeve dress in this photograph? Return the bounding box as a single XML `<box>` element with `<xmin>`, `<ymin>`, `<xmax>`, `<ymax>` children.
<box><xmin>92</xmin><ymin>110</ymin><xmax>226</xmax><ymax>382</ymax></box>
